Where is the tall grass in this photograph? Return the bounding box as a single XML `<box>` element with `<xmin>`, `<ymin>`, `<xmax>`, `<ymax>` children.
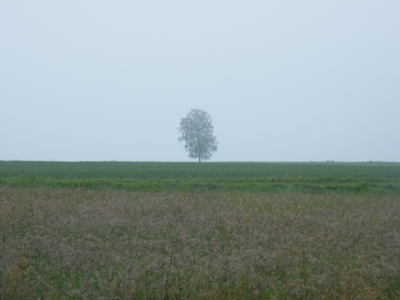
<box><xmin>1</xmin><ymin>187</ymin><xmax>399</xmax><ymax>299</ymax></box>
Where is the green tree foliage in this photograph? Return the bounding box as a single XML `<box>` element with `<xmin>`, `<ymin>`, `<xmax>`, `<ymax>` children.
<box><xmin>178</xmin><ymin>108</ymin><xmax>218</xmax><ymax>162</ymax></box>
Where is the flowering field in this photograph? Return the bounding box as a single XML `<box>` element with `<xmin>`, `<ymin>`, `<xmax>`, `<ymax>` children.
<box><xmin>1</xmin><ymin>187</ymin><xmax>399</xmax><ymax>299</ymax></box>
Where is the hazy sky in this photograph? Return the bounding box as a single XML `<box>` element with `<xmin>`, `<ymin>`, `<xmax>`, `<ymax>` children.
<box><xmin>1</xmin><ymin>1</ymin><xmax>399</xmax><ymax>162</ymax></box>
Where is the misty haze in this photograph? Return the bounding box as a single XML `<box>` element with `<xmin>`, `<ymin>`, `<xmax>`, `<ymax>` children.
<box><xmin>1</xmin><ymin>1</ymin><xmax>399</xmax><ymax>162</ymax></box>
<box><xmin>1</xmin><ymin>2</ymin><xmax>400</xmax><ymax>299</ymax></box>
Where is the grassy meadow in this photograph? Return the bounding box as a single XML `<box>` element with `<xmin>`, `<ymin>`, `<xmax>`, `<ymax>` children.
<box><xmin>1</xmin><ymin>161</ymin><xmax>400</xmax><ymax>180</ymax></box>
<box><xmin>1</xmin><ymin>161</ymin><xmax>399</xmax><ymax>194</ymax></box>
<box><xmin>1</xmin><ymin>162</ymin><xmax>400</xmax><ymax>299</ymax></box>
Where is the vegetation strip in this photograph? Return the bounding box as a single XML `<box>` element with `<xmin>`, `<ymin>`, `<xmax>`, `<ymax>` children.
<box><xmin>1</xmin><ymin>177</ymin><xmax>399</xmax><ymax>193</ymax></box>
<box><xmin>1</xmin><ymin>161</ymin><xmax>400</xmax><ymax>180</ymax></box>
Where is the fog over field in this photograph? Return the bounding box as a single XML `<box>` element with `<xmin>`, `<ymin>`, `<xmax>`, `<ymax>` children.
<box><xmin>1</xmin><ymin>1</ymin><xmax>399</xmax><ymax>162</ymax></box>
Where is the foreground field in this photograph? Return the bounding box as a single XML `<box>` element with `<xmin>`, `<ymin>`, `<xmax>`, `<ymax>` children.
<box><xmin>1</xmin><ymin>187</ymin><xmax>399</xmax><ymax>299</ymax></box>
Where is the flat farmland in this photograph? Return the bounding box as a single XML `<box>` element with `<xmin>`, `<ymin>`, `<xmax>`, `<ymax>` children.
<box><xmin>1</xmin><ymin>162</ymin><xmax>400</xmax><ymax>299</ymax></box>
<box><xmin>1</xmin><ymin>161</ymin><xmax>400</xmax><ymax>179</ymax></box>
<box><xmin>1</xmin><ymin>161</ymin><xmax>399</xmax><ymax>193</ymax></box>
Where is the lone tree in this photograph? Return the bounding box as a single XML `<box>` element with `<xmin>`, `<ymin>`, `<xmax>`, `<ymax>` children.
<box><xmin>178</xmin><ymin>108</ymin><xmax>218</xmax><ymax>162</ymax></box>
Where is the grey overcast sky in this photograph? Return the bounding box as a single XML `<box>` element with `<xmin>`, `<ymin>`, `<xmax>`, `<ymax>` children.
<box><xmin>1</xmin><ymin>1</ymin><xmax>399</xmax><ymax>162</ymax></box>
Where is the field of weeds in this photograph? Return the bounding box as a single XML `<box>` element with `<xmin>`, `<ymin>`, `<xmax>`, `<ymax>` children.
<box><xmin>1</xmin><ymin>187</ymin><xmax>400</xmax><ymax>299</ymax></box>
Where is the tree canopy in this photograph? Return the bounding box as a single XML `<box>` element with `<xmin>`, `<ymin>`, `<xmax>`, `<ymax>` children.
<box><xmin>178</xmin><ymin>108</ymin><xmax>218</xmax><ymax>162</ymax></box>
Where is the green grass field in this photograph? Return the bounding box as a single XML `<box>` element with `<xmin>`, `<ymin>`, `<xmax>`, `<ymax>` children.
<box><xmin>1</xmin><ymin>161</ymin><xmax>399</xmax><ymax>194</ymax></box>
<box><xmin>1</xmin><ymin>162</ymin><xmax>400</xmax><ymax>299</ymax></box>
<box><xmin>1</xmin><ymin>161</ymin><xmax>400</xmax><ymax>179</ymax></box>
